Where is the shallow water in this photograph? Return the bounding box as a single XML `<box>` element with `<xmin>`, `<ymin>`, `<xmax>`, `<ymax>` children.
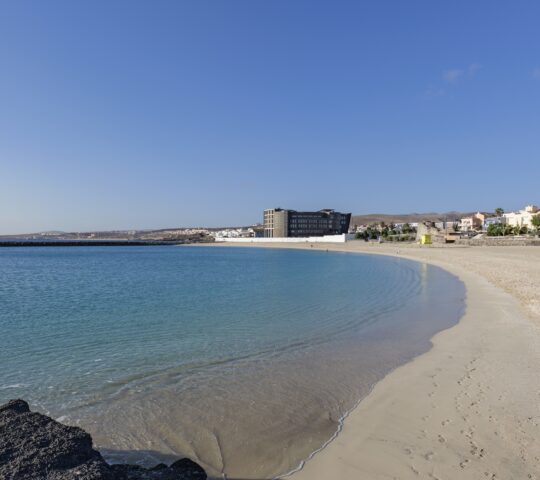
<box><xmin>0</xmin><ymin>246</ymin><xmax>465</xmax><ymax>478</ymax></box>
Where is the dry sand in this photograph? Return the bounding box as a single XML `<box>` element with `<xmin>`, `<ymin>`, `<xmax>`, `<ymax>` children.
<box><xmin>212</xmin><ymin>242</ymin><xmax>540</xmax><ymax>479</ymax></box>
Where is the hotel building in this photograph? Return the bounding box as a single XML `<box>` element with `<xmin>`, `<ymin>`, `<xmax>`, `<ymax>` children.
<box><xmin>263</xmin><ymin>208</ymin><xmax>351</xmax><ymax>238</ymax></box>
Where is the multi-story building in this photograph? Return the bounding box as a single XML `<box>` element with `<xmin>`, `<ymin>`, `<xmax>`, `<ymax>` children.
<box><xmin>460</xmin><ymin>212</ymin><xmax>485</xmax><ymax>232</ymax></box>
<box><xmin>503</xmin><ymin>205</ymin><xmax>540</xmax><ymax>229</ymax></box>
<box><xmin>263</xmin><ymin>208</ymin><xmax>351</xmax><ymax>238</ymax></box>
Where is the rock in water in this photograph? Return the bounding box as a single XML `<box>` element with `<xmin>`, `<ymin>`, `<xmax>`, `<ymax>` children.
<box><xmin>0</xmin><ymin>399</ymin><xmax>207</xmax><ymax>480</ymax></box>
<box><xmin>0</xmin><ymin>399</ymin><xmax>114</xmax><ymax>480</ymax></box>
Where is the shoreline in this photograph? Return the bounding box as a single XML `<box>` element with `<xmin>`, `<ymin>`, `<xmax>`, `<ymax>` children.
<box><xmin>204</xmin><ymin>242</ymin><xmax>540</xmax><ymax>479</ymax></box>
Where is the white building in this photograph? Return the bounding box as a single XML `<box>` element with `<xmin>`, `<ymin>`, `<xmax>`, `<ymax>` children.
<box><xmin>211</xmin><ymin>228</ymin><xmax>257</xmax><ymax>239</ymax></box>
<box><xmin>503</xmin><ymin>205</ymin><xmax>539</xmax><ymax>229</ymax></box>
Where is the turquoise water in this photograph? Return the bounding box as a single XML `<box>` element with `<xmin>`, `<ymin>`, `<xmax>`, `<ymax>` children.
<box><xmin>0</xmin><ymin>246</ymin><xmax>465</xmax><ymax>478</ymax></box>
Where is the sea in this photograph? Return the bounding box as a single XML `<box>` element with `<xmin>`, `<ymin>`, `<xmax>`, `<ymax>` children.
<box><xmin>0</xmin><ymin>246</ymin><xmax>465</xmax><ymax>478</ymax></box>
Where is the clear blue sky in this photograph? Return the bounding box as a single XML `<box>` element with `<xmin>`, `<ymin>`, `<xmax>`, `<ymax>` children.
<box><xmin>1</xmin><ymin>1</ymin><xmax>539</xmax><ymax>233</ymax></box>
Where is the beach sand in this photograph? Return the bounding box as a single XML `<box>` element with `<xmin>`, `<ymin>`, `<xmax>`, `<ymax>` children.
<box><xmin>211</xmin><ymin>242</ymin><xmax>540</xmax><ymax>479</ymax></box>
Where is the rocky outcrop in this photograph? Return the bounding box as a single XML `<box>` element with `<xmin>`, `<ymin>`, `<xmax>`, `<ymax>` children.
<box><xmin>0</xmin><ymin>399</ymin><xmax>207</xmax><ymax>480</ymax></box>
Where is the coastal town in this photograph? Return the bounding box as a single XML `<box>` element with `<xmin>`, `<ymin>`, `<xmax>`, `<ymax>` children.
<box><xmin>1</xmin><ymin>204</ymin><xmax>539</xmax><ymax>246</ymax></box>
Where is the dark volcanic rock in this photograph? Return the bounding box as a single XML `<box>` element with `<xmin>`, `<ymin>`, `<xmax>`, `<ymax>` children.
<box><xmin>170</xmin><ymin>459</ymin><xmax>206</xmax><ymax>479</ymax></box>
<box><xmin>0</xmin><ymin>399</ymin><xmax>31</xmax><ymax>415</ymax></box>
<box><xmin>0</xmin><ymin>399</ymin><xmax>113</xmax><ymax>480</ymax></box>
<box><xmin>0</xmin><ymin>399</ymin><xmax>207</xmax><ymax>480</ymax></box>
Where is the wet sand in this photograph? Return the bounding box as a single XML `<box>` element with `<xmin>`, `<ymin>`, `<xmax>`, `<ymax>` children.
<box><xmin>212</xmin><ymin>242</ymin><xmax>540</xmax><ymax>479</ymax></box>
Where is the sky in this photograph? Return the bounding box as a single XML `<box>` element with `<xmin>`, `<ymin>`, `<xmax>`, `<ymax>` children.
<box><xmin>1</xmin><ymin>1</ymin><xmax>539</xmax><ymax>234</ymax></box>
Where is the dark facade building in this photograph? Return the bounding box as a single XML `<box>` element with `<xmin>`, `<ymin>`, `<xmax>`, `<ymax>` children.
<box><xmin>263</xmin><ymin>208</ymin><xmax>351</xmax><ymax>238</ymax></box>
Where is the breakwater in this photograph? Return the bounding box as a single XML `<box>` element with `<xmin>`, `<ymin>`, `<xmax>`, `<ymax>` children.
<box><xmin>0</xmin><ymin>240</ymin><xmax>194</xmax><ymax>247</ymax></box>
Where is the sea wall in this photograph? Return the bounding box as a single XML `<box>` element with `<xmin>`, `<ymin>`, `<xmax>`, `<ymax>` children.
<box><xmin>456</xmin><ymin>236</ymin><xmax>540</xmax><ymax>246</ymax></box>
<box><xmin>215</xmin><ymin>233</ymin><xmax>356</xmax><ymax>243</ymax></box>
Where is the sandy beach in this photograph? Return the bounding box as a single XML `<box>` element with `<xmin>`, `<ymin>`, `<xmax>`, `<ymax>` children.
<box><xmin>211</xmin><ymin>242</ymin><xmax>540</xmax><ymax>479</ymax></box>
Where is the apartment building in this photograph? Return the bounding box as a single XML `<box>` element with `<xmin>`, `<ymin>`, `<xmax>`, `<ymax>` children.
<box><xmin>263</xmin><ymin>208</ymin><xmax>351</xmax><ymax>238</ymax></box>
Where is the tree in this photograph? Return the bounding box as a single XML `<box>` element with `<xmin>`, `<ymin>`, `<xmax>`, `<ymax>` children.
<box><xmin>503</xmin><ymin>224</ymin><xmax>514</xmax><ymax>236</ymax></box>
<box><xmin>402</xmin><ymin>223</ymin><xmax>412</xmax><ymax>234</ymax></box>
<box><xmin>495</xmin><ymin>207</ymin><xmax>504</xmax><ymax>217</ymax></box>
<box><xmin>513</xmin><ymin>225</ymin><xmax>521</xmax><ymax>235</ymax></box>
<box><xmin>532</xmin><ymin>214</ymin><xmax>540</xmax><ymax>232</ymax></box>
<box><xmin>355</xmin><ymin>231</ymin><xmax>368</xmax><ymax>240</ymax></box>
<box><xmin>487</xmin><ymin>223</ymin><xmax>503</xmax><ymax>236</ymax></box>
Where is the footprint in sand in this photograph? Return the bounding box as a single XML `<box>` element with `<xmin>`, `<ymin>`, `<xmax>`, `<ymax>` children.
<box><xmin>470</xmin><ymin>443</ymin><xmax>486</xmax><ymax>458</ymax></box>
<box><xmin>410</xmin><ymin>465</ymin><xmax>420</xmax><ymax>475</ymax></box>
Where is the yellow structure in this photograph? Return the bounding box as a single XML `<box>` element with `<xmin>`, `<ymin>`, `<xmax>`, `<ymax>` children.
<box><xmin>421</xmin><ymin>234</ymin><xmax>432</xmax><ymax>245</ymax></box>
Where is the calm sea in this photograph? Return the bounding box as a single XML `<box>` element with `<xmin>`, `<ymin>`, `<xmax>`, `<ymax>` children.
<box><xmin>0</xmin><ymin>246</ymin><xmax>465</xmax><ymax>478</ymax></box>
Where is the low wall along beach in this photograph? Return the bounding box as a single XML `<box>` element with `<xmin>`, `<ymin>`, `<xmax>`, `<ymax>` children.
<box><xmin>215</xmin><ymin>233</ymin><xmax>356</xmax><ymax>243</ymax></box>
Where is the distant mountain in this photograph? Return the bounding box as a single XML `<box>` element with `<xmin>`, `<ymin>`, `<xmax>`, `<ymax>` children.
<box><xmin>350</xmin><ymin>211</ymin><xmax>487</xmax><ymax>226</ymax></box>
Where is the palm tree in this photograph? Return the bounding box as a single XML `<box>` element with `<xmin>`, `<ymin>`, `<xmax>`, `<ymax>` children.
<box><xmin>494</xmin><ymin>208</ymin><xmax>505</xmax><ymax>235</ymax></box>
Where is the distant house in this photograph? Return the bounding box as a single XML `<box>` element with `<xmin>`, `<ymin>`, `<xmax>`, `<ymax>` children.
<box><xmin>503</xmin><ymin>205</ymin><xmax>540</xmax><ymax>229</ymax></box>
<box><xmin>213</xmin><ymin>227</ymin><xmax>258</xmax><ymax>239</ymax></box>
<box><xmin>483</xmin><ymin>217</ymin><xmax>503</xmax><ymax>229</ymax></box>
<box><xmin>460</xmin><ymin>212</ymin><xmax>485</xmax><ymax>232</ymax></box>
